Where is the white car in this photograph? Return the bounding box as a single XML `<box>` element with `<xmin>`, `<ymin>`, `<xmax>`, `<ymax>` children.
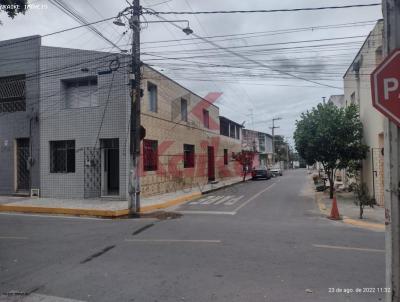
<box><xmin>270</xmin><ymin>168</ymin><xmax>283</xmax><ymax>177</ymax></box>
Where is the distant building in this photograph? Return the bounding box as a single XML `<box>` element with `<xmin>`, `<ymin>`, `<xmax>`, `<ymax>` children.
<box><xmin>343</xmin><ymin>20</ymin><xmax>385</xmax><ymax>205</ymax></box>
<box><xmin>241</xmin><ymin>129</ymin><xmax>273</xmax><ymax>167</ymax></box>
<box><xmin>328</xmin><ymin>95</ymin><xmax>345</xmax><ymax>108</ymax></box>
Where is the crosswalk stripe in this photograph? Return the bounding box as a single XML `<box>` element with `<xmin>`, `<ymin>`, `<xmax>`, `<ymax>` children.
<box><xmin>214</xmin><ymin>195</ymin><xmax>234</xmax><ymax>205</ymax></box>
<box><xmin>224</xmin><ymin>195</ymin><xmax>244</xmax><ymax>205</ymax></box>
<box><xmin>189</xmin><ymin>195</ymin><xmax>214</xmax><ymax>205</ymax></box>
<box><xmin>201</xmin><ymin>196</ymin><xmax>224</xmax><ymax>204</ymax></box>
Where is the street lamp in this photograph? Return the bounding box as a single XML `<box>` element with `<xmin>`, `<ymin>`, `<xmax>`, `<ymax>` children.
<box><xmin>113</xmin><ymin>16</ymin><xmax>125</xmax><ymax>27</ymax></box>
<box><xmin>182</xmin><ymin>25</ymin><xmax>193</xmax><ymax>35</ymax></box>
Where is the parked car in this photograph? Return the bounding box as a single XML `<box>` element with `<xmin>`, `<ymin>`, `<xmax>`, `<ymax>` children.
<box><xmin>251</xmin><ymin>166</ymin><xmax>272</xmax><ymax>180</ymax></box>
<box><xmin>270</xmin><ymin>167</ymin><xmax>283</xmax><ymax>177</ymax></box>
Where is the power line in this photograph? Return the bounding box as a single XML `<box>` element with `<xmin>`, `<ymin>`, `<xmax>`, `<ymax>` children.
<box><xmin>145</xmin><ymin>3</ymin><xmax>381</xmax><ymax>15</ymax></box>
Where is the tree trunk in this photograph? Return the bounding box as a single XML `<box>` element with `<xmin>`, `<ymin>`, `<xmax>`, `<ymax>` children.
<box><xmin>328</xmin><ymin>174</ymin><xmax>334</xmax><ymax>199</ymax></box>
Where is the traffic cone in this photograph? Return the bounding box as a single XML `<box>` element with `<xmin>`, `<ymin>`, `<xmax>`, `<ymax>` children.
<box><xmin>328</xmin><ymin>195</ymin><xmax>341</xmax><ymax>220</ymax></box>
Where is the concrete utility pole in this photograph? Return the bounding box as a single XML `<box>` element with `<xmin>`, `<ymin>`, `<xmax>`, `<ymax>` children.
<box><xmin>129</xmin><ymin>0</ymin><xmax>141</xmax><ymax>213</ymax></box>
<box><xmin>383</xmin><ymin>0</ymin><xmax>400</xmax><ymax>300</ymax></box>
<box><xmin>270</xmin><ymin>117</ymin><xmax>282</xmax><ymax>165</ymax></box>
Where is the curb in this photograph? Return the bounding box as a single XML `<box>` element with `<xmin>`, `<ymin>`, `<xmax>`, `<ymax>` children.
<box><xmin>0</xmin><ymin>192</ymin><xmax>203</xmax><ymax>218</ymax></box>
<box><xmin>140</xmin><ymin>192</ymin><xmax>202</xmax><ymax>213</ymax></box>
<box><xmin>0</xmin><ymin>204</ymin><xmax>130</xmax><ymax>218</ymax></box>
<box><xmin>201</xmin><ymin>179</ymin><xmax>244</xmax><ymax>195</ymax></box>
<box><xmin>0</xmin><ymin>180</ymin><xmax>243</xmax><ymax>218</ymax></box>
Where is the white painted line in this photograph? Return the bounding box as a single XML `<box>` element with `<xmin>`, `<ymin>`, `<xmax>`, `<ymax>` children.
<box><xmin>0</xmin><ymin>236</ymin><xmax>28</xmax><ymax>240</ymax></box>
<box><xmin>224</xmin><ymin>195</ymin><xmax>244</xmax><ymax>206</ymax></box>
<box><xmin>232</xmin><ymin>183</ymin><xmax>276</xmax><ymax>213</ymax></box>
<box><xmin>201</xmin><ymin>196</ymin><xmax>224</xmax><ymax>205</ymax></box>
<box><xmin>214</xmin><ymin>195</ymin><xmax>234</xmax><ymax>205</ymax></box>
<box><xmin>125</xmin><ymin>239</ymin><xmax>221</xmax><ymax>243</ymax></box>
<box><xmin>0</xmin><ymin>212</ymin><xmax>109</xmax><ymax>221</ymax></box>
<box><xmin>189</xmin><ymin>195</ymin><xmax>214</xmax><ymax>205</ymax></box>
<box><xmin>313</xmin><ymin>244</ymin><xmax>384</xmax><ymax>253</ymax></box>
<box><xmin>177</xmin><ymin>210</ymin><xmax>236</xmax><ymax>215</ymax></box>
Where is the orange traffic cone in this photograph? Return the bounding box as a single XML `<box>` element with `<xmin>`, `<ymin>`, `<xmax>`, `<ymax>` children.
<box><xmin>328</xmin><ymin>195</ymin><xmax>341</xmax><ymax>220</ymax></box>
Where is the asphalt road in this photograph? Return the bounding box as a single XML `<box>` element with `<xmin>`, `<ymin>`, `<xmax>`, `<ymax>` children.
<box><xmin>0</xmin><ymin>169</ymin><xmax>385</xmax><ymax>302</ymax></box>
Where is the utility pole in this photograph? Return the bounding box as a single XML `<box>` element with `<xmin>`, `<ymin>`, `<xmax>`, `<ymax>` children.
<box><xmin>129</xmin><ymin>0</ymin><xmax>141</xmax><ymax>213</ymax></box>
<box><xmin>383</xmin><ymin>0</ymin><xmax>400</xmax><ymax>300</ymax></box>
<box><xmin>270</xmin><ymin>117</ymin><xmax>282</xmax><ymax>165</ymax></box>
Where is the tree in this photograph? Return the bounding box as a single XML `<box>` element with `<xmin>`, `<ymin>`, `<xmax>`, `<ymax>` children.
<box><xmin>0</xmin><ymin>0</ymin><xmax>27</xmax><ymax>23</ymax></box>
<box><xmin>293</xmin><ymin>102</ymin><xmax>368</xmax><ymax>198</ymax></box>
<box><xmin>233</xmin><ymin>150</ymin><xmax>256</xmax><ymax>181</ymax></box>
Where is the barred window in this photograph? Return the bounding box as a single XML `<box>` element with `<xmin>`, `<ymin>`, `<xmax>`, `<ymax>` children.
<box><xmin>184</xmin><ymin>144</ymin><xmax>195</xmax><ymax>168</ymax></box>
<box><xmin>63</xmin><ymin>76</ymin><xmax>98</xmax><ymax>108</ymax></box>
<box><xmin>50</xmin><ymin>140</ymin><xmax>75</xmax><ymax>173</ymax></box>
<box><xmin>0</xmin><ymin>74</ymin><xmax>26</xmax><ymax>113</ymax></box>
<box><xmin>143</xmin><ymin>139</ymin><xmax>158</xmax><ymax>171</ymax></box>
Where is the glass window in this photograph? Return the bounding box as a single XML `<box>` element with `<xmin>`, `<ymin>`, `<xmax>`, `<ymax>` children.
<box><xmin>63</xmin><ymin>77</ymin><xmax>98</xmax><ymax>108</ymax></box>
<box><xmin>50</xmin><ymin>140</ymin><xmax>75</xmax><ymax>173</ymax></box>
<box><xmin>181</xmin><ymin>98</ymin><xmax>188</xmax><ymax>122</ymax></box>
<box><xmin>148</xmin><ymin>82</ymin><xmax>158</xmax><ymax>113</ymax></box>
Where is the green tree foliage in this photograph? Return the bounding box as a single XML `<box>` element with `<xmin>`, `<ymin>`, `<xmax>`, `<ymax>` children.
<box><xmin>0</xmin><ymin>0</ymin><xmax>27</xmax><ymax>22</ymax></box>
<box><xmin>294</xmin><ymin>102</ymin><xmax>368</xmax><ymax>198</ymax></box>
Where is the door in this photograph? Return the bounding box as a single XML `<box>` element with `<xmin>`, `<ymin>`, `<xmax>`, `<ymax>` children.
<box><xmin>16</xmin><ymin>138</ymin><xmax>30</xmax><ymax>192</ymax></box>
<box><xmin>207</xmin><ymin>146</ymin><xmax>215</xmax><ymax>181</ymax></box>
<box><xmin>101</xmin><ymin>139</ymin><xmax>119</xmax><ymax>196</ymax></box>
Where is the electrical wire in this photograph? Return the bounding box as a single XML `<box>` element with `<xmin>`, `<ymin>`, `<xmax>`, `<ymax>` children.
<box><xmin>145</xmin><ymin>3</ymin><xmax>381</xmax><ymax>15</ymax></box>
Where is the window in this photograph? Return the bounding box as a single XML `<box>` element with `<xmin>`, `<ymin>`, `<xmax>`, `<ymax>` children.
<box><xmin>184</xmin><ymin>144</ymin><xmax>195</xmax><ymax>168</ymax></box>
<box><xmin>350</xmin><ymin>92</ymin><xmax>356</xmax><ymax>104</ymax></box>
<box><xmin>224</xmin><ymin>149</ymin><xmax>228</xmax><ymax>165</ymax></box>
<box><xmin>143</xmin><ymin>139</ymin><xmax>158</xmax><ymax>171</ymax></box>
<box><xmin>50</xmin><ymin>140</ymin><xmax>75</xmax><ymax>173</ymax></box>
<box><xmin>230</xmin><ymin>123</ymin><xmax>236</xmax><ymax>138</ymax></box>
<box><xmin>0</xmin><ymin>74</ymin><xmax>26</xmax><ymax>113</ymax></box>
<box><xmin>148</xmin><ymin>82</ymin><xmax>157</xmax><ymax>112</ymax></box>
<box><xmin>203</xmin><ymin>109</ymin><xmax>209</xmax><ymax>128</ymax></box>
<box><xmin>63</xmin><ymin>76</ymin><xmax>98</xmax><ymax>108</ymax></box>
<box><xmin>181</xmin><ymin>98</ymin><xmax>188</xmax><ymax>122</ymax></box>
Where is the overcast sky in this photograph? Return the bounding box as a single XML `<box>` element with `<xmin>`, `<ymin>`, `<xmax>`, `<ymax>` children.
<box><xmin>0</xmin><ymin>0</ymin><xmax>383</xmax><ymax>146</ymax></box>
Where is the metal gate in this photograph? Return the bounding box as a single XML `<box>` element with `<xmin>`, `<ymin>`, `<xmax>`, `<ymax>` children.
<box><xmin>84</xmin><ymin>147</ymin><xmax>101</xmax><ymax>198</ymax></box>
<box><xmin>16</xmin><ymin>138</ymin><xmax>30</xmax><ymax>192</ymax></box>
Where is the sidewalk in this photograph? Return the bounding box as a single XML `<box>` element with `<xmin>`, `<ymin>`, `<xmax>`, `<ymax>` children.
<box><xmin>316</xmin><ymin>190</ymin><xmax>385</xmax><ymax>231</ymax></box>
<box><xmin>0</xmin><ymin>177</ymin><xmax>243</xmax><ymax>218</ymax></box>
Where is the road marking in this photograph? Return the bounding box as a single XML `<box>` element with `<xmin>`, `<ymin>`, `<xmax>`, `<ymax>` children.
<box><xmin>125</xmin><ymin>239</ymin><xmax>221</xmax><ymax>243</ymax></box>
<box><xmin>313</xmin><ymin>244</ymin><xmax>384</xmax><ymax>253</ymax></box>
<box><xmin>214</xmin><ymin>195</ymin><xmax>234</xmax><ymax>205</ymax></box>
<box><xmin>201</xmin><ymin>196</ymin><xmax>224</xmax><ymax>205</ymax></box>
<box><xmin>224</xmin><ymin>195</ymin><xmax>244</xmax><ymax>206</ymax></box>
<box><xmin>232</xmin><ymin>183</ymin><xmax>276</xmax><ymax>213</ymax></box>
<box><xmin>177</xmin><ymin>210</ymin><xmax>236</xmax><ymax>215</ymax></box>
<box><xmin>0</xmin><ymin>236</ymin><xmax>28</xmax><ymax>240</ymax></box>
<box><xmin>189</xmin><ymin>195</ymin><xmax>214</xmax><ymax>205</ymax></box>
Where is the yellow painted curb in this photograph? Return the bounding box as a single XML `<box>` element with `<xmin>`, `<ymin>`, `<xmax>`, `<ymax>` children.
<box><xmin>0</xmin><ymin>204</ymin><xmax>130</xmax><ymax>218</ymax></box>
<box><xmin>343</xmin><ymin>217</ymin><xmax>385</xmax><ymax>231</ymax></box>
<box><xmin>0</xmin><ymin>192</ymin><xmax>202</xmax><ymax>217</ymax></box>
<box><xmin>139</xmin><ymin>192</ymin><xmax>202</xmax><ymax>213</ymax></box>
